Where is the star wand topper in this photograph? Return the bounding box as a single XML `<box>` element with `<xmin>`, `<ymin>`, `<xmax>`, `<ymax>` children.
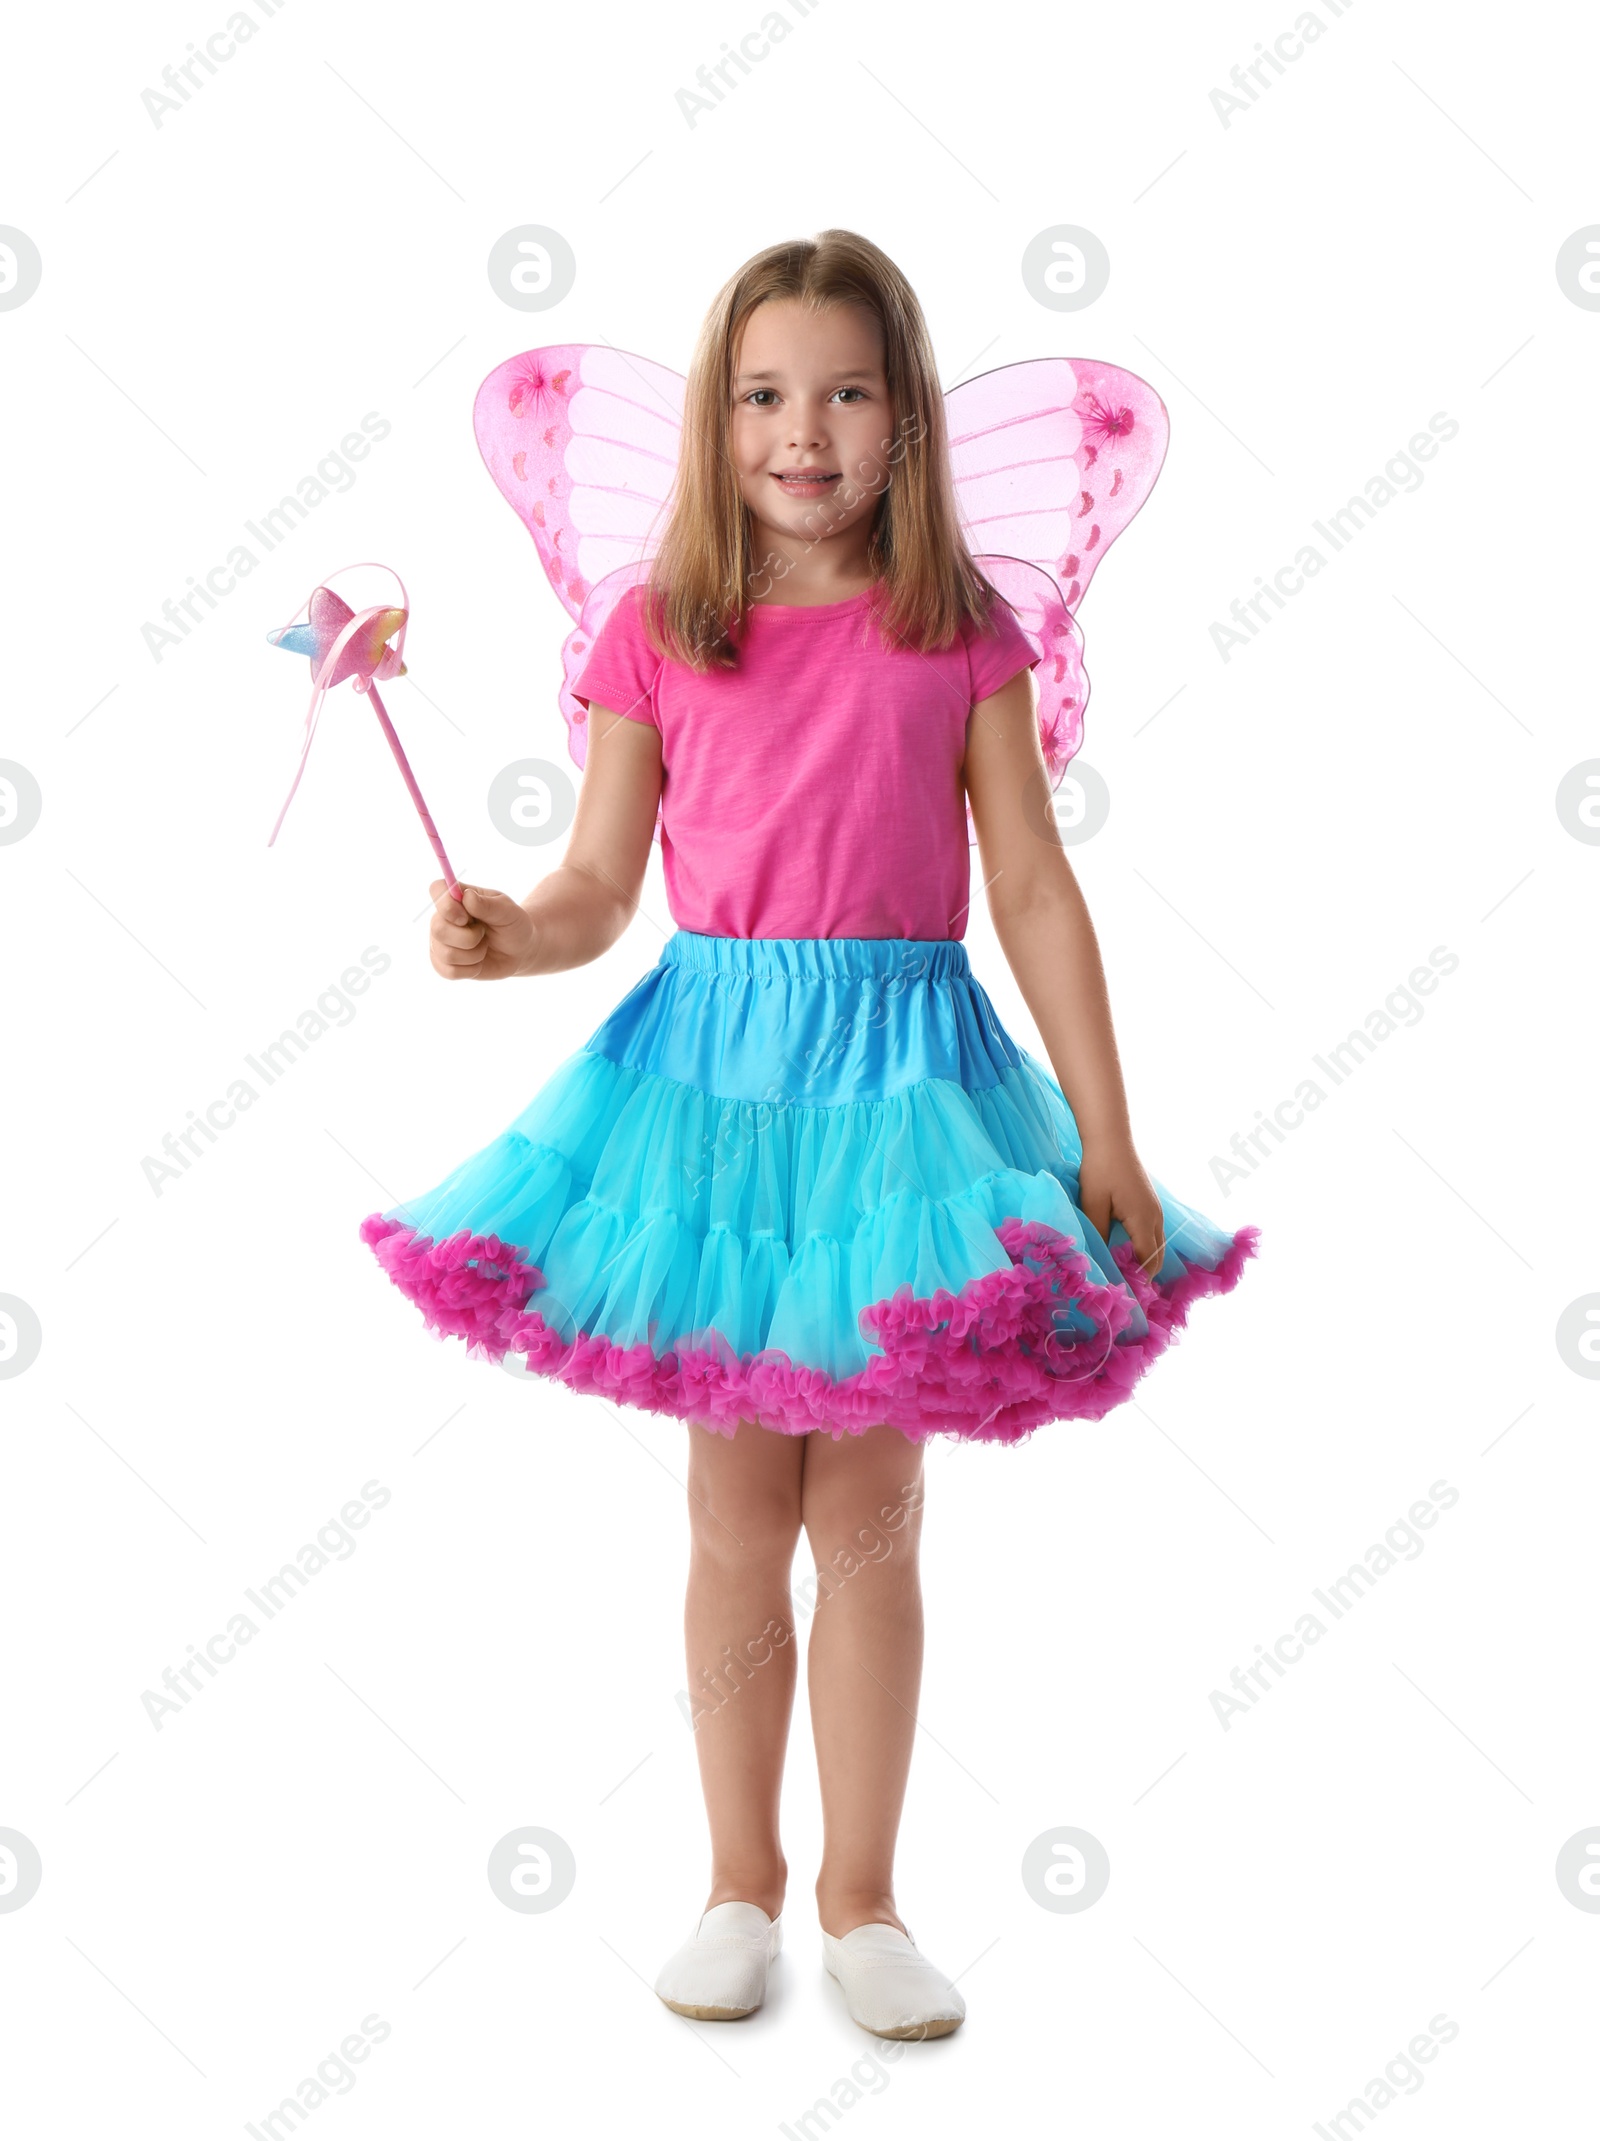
<box><xmin>265</xmin><ymin>562</ymin><xmax>463</xmax><ymax>901</ymax></box>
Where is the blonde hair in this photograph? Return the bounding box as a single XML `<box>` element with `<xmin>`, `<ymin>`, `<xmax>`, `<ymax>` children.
<box><xmin>640</xmin><ymin>228</ymin><xmax>1006</xmax><ymax>670</ymax></box>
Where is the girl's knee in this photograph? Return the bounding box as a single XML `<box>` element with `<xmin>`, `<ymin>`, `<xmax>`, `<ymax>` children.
<box><xmin>686</xmin><ymin>1421</ymin><xmax>804</xmax><ymax>1565</ymax></box>
<box><xmin>807</xmin><ymin>1501</ymin><xmax>921</xmax><ymax>1565</ymax></box>
<box><xmin>689</xmin><ymin>1494</ymin><xmax>802</xmax><ymax>1569</ymax></box>
<box><xmin>799</xmin><ymin>1427</ymin><xmax>925</xmax><ymax>1541</ymax></box>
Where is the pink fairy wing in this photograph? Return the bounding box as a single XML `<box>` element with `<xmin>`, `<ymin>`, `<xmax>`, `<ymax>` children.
<box><xmin>947</xmin><ymin>356</ymin><xmax>1168</xmax><ymax>604</ymax></box>
<box><xmin>555</xmin><ymin>562</ymin><xmax>655</xmax><ymax>773</ymax></box>
<box><xmin>473</xmin><ymin>343</ymin><xmax>686</xmax><ymax>621</ymax></box>
<box><xmin>946</xmin><ymin>357</ymin><xmax>1168</xmax><ymax>819</ymax></box>
<box><xmin>969</xmin><ymin>556</ymin><xmax>1086</xmax><ymax>776</ymax></box>
<box><xmin>474</xmin><ymin>558</ymin><xmax>660</xmax><ymax>844</ymax></box>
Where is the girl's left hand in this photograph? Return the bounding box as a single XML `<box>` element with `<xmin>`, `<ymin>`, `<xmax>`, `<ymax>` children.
<box><xmin>1078</xmin><ymin>1139</ymin><xmax>1166</xmax><ymax>1284</ymax></box>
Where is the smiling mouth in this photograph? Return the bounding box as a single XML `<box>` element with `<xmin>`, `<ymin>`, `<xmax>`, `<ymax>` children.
<box><xmin>773</xmin><ymin>470</ymin><xmax>840</xmax><ymax>489</ymax></box>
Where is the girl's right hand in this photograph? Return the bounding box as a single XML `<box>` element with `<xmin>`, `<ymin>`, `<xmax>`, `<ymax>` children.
<box><xmin>428</xmin><ymin>880</ymin><xmax>536</xmax><ymax>981</ymax></box>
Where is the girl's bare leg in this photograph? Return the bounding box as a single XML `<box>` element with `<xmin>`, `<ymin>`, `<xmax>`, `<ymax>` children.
<box><xmin>683</xmin><ymin>1419</ymin><xmax>805</xmax><ymax>1920</ymax></box>
<box><xmin>798</xmin><ymin>1424</ymin><xmax>926</xmax><ymax>1939</ymax></box>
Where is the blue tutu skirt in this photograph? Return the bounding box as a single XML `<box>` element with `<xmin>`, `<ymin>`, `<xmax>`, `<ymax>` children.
<box><xmin>362</xmin><ymin>932</ymin><xmax>1258</xmax><ymax>1444</ymax></box>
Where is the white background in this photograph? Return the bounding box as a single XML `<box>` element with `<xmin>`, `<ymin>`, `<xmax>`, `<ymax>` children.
<box><xmin>2</xmin><ymin>0</ymin><xmax>1595</xmax><ymax>2133</ymax></box>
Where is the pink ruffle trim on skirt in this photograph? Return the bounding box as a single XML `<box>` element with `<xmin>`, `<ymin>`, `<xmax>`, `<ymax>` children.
<box><xmin>360</xmin><ymin>1212</ymin><xmax>1260</xmax><ymax>1446</ymax></box>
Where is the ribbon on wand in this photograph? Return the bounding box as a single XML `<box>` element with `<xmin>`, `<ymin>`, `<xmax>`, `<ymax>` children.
<box><xmin>265</xmin><ymin>562</ymin><xmax>462</xmax><ymax>901</ymax></box>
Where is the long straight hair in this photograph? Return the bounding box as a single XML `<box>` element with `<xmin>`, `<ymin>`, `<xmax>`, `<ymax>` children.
<box><xmin>639</xmin><ymin>229</ymin><xmax>1006</xmax><ymax>672</ymax></box>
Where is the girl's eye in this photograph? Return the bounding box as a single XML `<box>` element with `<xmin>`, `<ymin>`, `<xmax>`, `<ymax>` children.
<box><xmin>741</xmin><ymin>387</ymin><xmax>868</xmax><ymax>408</ymax></box>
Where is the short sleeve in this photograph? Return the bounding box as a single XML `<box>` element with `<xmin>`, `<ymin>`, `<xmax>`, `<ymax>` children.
<box><xmin>570</xmin><ymin>586</ymin><xmax>662</xmax><ymax>729</ymax></box>
<box><xmin>965</xmin><ymin>593</ymin><xmax>1040</xmax><ymax>705</ymax></box>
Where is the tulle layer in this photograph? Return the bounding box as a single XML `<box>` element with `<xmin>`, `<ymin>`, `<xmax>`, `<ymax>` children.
<box><xmin>361</xmin><ymin>1035</ymin><xmax>1259</xmax><ymax>1444</ymax></box>
<box><xmin>363</xmin><ymin>1207</ymin><xmax>1256</xmax><ymax>1444</ymax></box>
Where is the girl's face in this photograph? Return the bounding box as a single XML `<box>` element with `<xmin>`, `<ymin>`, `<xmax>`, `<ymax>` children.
<box><xmin>729</xmin><ymin>298</ymin><xmax>898</xmax><ymax>571</ymax></box>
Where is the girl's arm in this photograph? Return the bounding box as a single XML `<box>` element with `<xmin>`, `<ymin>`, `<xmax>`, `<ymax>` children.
<box><xmin>429</xmin><ymin>707</ymin><xmax>664</xmax><ymax>979</ymax></box>
<box><xmin>963</xmin><ymin>670</ymin><xmax>1166</xmax><ymax>1281</ymax></box>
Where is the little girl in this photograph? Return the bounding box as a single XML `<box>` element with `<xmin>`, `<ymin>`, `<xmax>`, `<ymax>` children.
<box><xmin>362</xmin><ymin>229</ymin><xmax>1257</xmax><ymax>2040</ymax></box>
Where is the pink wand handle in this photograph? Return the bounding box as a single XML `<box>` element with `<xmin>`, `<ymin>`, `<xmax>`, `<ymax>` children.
<box><xmin>363</xmin><ymin>679</ymin><xmax>462</xmax><ymax>903</ymax></box>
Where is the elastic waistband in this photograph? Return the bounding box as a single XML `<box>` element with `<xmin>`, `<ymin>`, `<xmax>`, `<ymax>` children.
<box><xmin>659</xmin><ymin>931</ymin><xmax>972</xmax><ymax>984</ymax></box>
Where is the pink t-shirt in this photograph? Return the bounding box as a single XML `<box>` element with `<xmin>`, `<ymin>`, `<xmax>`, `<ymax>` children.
<box><xmin>569</xmin><ymin>583</ymin><xmax>1039</xmax><ymax>941</ymax></box>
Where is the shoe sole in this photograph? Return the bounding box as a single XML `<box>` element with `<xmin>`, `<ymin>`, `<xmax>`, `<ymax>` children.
<box><xmin>657</xmin><ymin>1996</ymin><xmax>758</xmax><ymax>2021</ymax></box>
<box><xmin>866</xmin><ymin>2015</ymin><xmax>962</xmax><ymax>2039</ymax></box>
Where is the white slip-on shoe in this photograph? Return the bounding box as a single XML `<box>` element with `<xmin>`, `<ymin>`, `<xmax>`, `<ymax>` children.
<box><xmin>821</xmin><ymin>1922</ymin><xmax>966</xmax><ymax>2039</ymax></box>
<box><xmin>655</xmin><ymin>1901</ymin><xmax>783</xmax><ymax>2020</ymax></box>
